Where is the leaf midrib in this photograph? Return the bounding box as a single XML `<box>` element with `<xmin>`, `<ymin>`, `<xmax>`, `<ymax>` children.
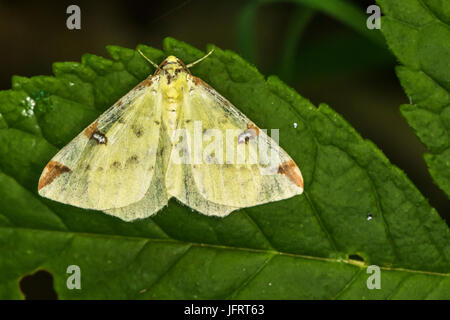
<box><xmin>3</xmin><ymin>225</ymin><xmax>449</xmax><ymax>277</ymax></box>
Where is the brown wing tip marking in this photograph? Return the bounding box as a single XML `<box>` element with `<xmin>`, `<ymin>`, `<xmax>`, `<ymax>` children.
<box><xmin>142</xmin><ymin>78</ymin><xmax>153</xmax><ymax>86</ymax></box>
<box><xmin>191</xmin><ymin>75</ymin><xmax>213</xmax><ymax>90</ymax></box>
<box><xmin>137</xmin><ymin>78</ymin><xmax>153</xmax><ymax>88</ymax></box>
<box><xmin>84</xmin><ymin>121</ymin><xmax>98</xmax><ymax>138</ymax></box>
<box><xmin>247</xmin><ymin>123</ymin><xmax>260</xmax><ymax>135</ymax></box>
<box><xmin>38</xmin><ymin>161</ymin><xmax>72</xmax><ymax>191</ymax></box>
<box><xmin>278</xmin><ymin>160</ymin><xmax>304</xmax><ymax>189</ymax></box>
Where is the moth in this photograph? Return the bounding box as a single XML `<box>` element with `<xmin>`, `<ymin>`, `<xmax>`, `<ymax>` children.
<box><xmin>38</xmin><ymin>49</ymin><xmax>304</xmax><ymax>221</ymax></box>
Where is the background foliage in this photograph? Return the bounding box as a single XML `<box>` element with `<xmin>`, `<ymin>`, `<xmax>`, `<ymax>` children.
<box><xmin>378</xmin><ymin>0</ymin><xmax>450</xmax><ymax>197</ymax></box>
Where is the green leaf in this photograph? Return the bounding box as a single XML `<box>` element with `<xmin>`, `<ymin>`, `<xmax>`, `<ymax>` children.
<box><xmin>0</xmin><ymin>38</ymin><xmax>449</xmax><ymax>300</ymax></box>
<box><xmin>378</xmin><ymin>0</ymin><xmax>450</xmax><ymax>197</ymax></box>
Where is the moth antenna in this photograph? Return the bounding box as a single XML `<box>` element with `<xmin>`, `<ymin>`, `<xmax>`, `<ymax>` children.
<box><xmin>137</xmin><ymin>49</ymin><xmax>159</xmax><ymax>69</ymax></box>
<box><xmin>186</xmin><ymin>48</ymin><xmax>215</xmax><ymax>68</ymax></box>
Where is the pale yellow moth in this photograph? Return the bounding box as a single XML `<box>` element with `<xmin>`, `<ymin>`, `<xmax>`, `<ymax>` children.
<box><xmin>38</xmin><ymin>49</ymin><xmax>304</xmax><ymax>221</ymax></box>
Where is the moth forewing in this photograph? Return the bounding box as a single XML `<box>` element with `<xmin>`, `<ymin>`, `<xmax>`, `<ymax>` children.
<box><xmin>38</xmin><ymin>54</ymin><xmax>304</xmax><ymax>221</ymax></box>
<box><xmin>165</xmin><ymin>72</ymin><xmax>303</xmax><ymax>210</ymax></box>
<box><xmin>38</xmin><ymin>76</ymin><xmax>164</xmax><ymax>211</ymax></box>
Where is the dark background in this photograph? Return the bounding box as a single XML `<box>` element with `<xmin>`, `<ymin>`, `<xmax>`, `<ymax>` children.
<box><xmin>0</xmin><ymin>0</ymin><xmax>448</xmax><ymax>260</ymax></box>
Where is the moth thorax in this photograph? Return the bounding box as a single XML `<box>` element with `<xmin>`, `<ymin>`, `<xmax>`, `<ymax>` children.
<box><xmin>166</xmin><ymin>87</ymin><xmax>179</xmax><ymax>99</ymax></box>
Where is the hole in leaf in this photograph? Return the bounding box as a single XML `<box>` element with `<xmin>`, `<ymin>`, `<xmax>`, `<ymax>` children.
<box><xmin>19</xmin><ymin>270</ymin><xmax>58</xmax><ymax>300</ymax></box>
<box><xmin>348</xmin><ymin>254</ymin><xmax>365</xmax><ymax>262</ymax></box>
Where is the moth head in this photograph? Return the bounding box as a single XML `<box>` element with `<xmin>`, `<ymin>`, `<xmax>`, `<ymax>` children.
<box><xmin>159</xmin><ymin>56</ymin><xmax>190</xmax><ymax>75</ymax></box>
<box><xmin>165</xmin><ymin>56</ymin><xmax>180</xmax><ymax>64</ymax></box>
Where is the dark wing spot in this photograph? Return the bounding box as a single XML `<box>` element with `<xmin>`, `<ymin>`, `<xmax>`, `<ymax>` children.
<box><xmin>205</xmin><ymin>153</ymin><xmax>217</xmax><ymax>164</ymax></box>
<box><xmin>91</xmin><ymin>131</ymin><xmax>107</xmax><ymax>144</ymax></box>
<box><xmin>238</xmin><ymin>125</ymin><xmax>259</xmax><ymax>144</ymax></box>
<box><xmin>131</xmin><ymin>124</ymin><xmax>144</xmax><ymax>138</ymax></box>
<box><xmin>111</xmin><ymin>161</ymin><xmax>122</xmax><ymax>169</ymax></box>
<box><xmin>126</xmin><ymin>155</ymin><xmax>139</xmax><ymax>166</ymax></box>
